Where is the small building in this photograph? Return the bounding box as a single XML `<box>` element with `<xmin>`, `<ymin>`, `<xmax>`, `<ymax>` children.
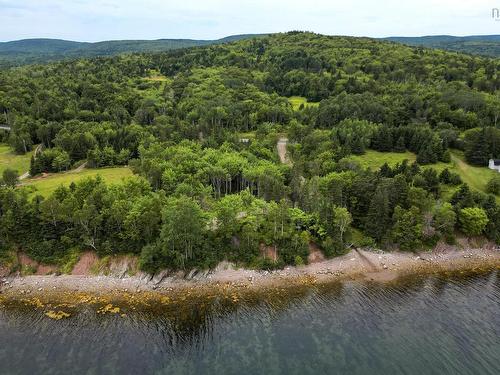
<box><xmin>488</xmin><ymin>159</ymin><xmax>500</xmax><ymax>172</ymax></box>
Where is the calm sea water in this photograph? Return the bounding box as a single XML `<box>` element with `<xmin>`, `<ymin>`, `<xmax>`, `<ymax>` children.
<box><xmin>0</xmin><ymin>270</ymin><xmax>499</xmax><ymax>375</ymax></box>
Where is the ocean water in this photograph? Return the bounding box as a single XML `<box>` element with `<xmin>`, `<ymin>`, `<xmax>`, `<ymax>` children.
<box><xmin>0</xmin><ymin>270</ymin><xmax>499</xmax><ymax>375</ymax></box>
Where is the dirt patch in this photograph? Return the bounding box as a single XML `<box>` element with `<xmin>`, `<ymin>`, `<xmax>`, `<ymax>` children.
<box><xmin>308</xmin><ymin>242</ymin><xmax>325</xmax><ymax>263</ymax></box>
<box><xmin>0</xmin><ymin>265</ymin><xmax>9</xmax><ymax>278</ymax></box>
<box><xmin>71</xmin><ymin>252</ymin><xmax>98</xmax><ymax>276</ymax></box>
<box><xmin>277</xmin><ymin>138</ymin><xmax>290</xmax><ymax>164</ymax></box>
<box><xmin>17</xmin><ymin>253</ymin><xmax>57</xmax><ymax>275</ymax></box>
<box><xmin>260</xmin><ymin>243</ymin><xmax>278</xmax><ymax>261</ymax></box>
<box><xmin>36</xmin><ymin>264</ymin><xmax>58</xmax><ymax>275</ymax></box>
<box><xmin>354</xmin><ymin>249</ymin><xmax>379</xmax><ymax>272</ymax></box>
<box><xmin>71</xmin><ymin>161</ymin><xmax>88</xmax><ymax>173</ymax></box>
<box><xmin>18</xmin><ymin>253</ymin><xmax>38</xmax><ymax>268</ymax></box>
<box><xmin>107</xmin><ymin>255</ymin><xmax>139</xmax><ymax>277</ymax></box>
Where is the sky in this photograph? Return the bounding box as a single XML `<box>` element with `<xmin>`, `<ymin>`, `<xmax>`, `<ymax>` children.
<box><xmin>1</xmin><ymin>0</ymin><xmax>500</xmax><ymax>42</ymax></box>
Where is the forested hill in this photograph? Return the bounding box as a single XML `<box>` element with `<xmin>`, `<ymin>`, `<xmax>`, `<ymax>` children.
<box><xmin>385</xmin><ymin>35</ymin><xmax>500</xmax><ymax>57</ymax></box>
<box><xmin>3</xmin><ymin>33</ymin><xmax>500</xmax><ymax>68</ymax></box>
<box><xmin>0</xmin><ymin>34</ymin><xmax>264</xmax><ymax>67</ymax></box>
<box><xmin>1</xmin><ymin>31</ymin><xmax>500</xmax><ymax>272</ymax></box>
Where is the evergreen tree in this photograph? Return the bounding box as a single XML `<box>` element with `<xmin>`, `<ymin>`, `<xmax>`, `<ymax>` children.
<box><xmin>372</xmin><ymin>126</ymin><xmax>393</xmax><ymax>152</ymax></box>
<box><xmin>2</xmin><ymin>169</ymin><xmax>19</xmax><ymax>187</ymax></box>
<box><xmin>351</xmin><ymin>135</ymin><xmax>365</xmax><ymax>155</ymax></box>
<box><xmin>394</xmin><ymin>136</ymin><xmax>406</xmax><ymax>153</ymax></box>
<box><xmin>464</xmin><ymin>128</ymin><xmax>490</xmax><ymax>166</ymax></box>
<box><xmin>450</xmin><ymin>184</ymin><xmax>475</xmax><ymax>210</ymax></box>
<box><xmin>439</xmin><ymin>168</ymin><xmax>451</xmax><ymax>184</ymax></box>
<box><xmin>379</xmin><ymin>163</ymin><xmax>393</xmax><ymax>178</ymax></box>
<box><xmin>365</xmin><ymin>187</ymin><xmax>391</xmax><ymax>242</ymax></box>
<box><xmin>416</xmin><ymin>144</ymin><xmax>437</xmax><ymax>164</ymax></box>
<box><xmin>391</xmin><ymin>206</ymin><xmax>423</xmax><ymax>251</ymax></box>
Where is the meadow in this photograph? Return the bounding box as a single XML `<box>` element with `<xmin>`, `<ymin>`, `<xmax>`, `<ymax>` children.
<box><xmin>288</xmin><ymin>96</ymin><xmax>320</xmax><ymax>111</ymax></box>
<box><xmin>346</xmin><ymin>150</ymin><xmax>416</xmax><ymax>169</ymax></box>
<box><xmin>22</xmin><ymin>167</ymin><xmax>134</xmax><ymax>196</ymax></box>
<box><xmin>348</xmin><ymin>149</ymin><xmax>499</xmax><ymax>195</ymax></box>
<box><xmin>0</xmin><ymin>144</ymin><xmax>33</xmax><ymax>176</ymax></box>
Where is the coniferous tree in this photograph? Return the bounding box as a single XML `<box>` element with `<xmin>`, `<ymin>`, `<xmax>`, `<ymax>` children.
<box><xmin>365</xmin><ymin>186</ymin><xmax>391</xmax><ymax>242</ymax></box>
<box><xmin>394</xmin><ymin>136</ymin><xmax>406</xmax><ymax>153</ymax></box>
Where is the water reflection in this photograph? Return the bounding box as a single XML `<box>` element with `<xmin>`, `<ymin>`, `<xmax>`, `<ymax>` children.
<box><xmin>0</xmin><ymin>270</ymin><xmax>499</xmax><ymax>375</ymax></box>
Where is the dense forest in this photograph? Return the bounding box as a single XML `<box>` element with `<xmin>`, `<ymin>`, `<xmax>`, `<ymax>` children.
<box><xmin>3</xmin><ymin>34</ymin><xmax>500</xmax><ymax>69</ymax></box>
<box><xmin>0</xmin><ymin>35</ymin><xmax>263</xmax><ymax>68</ymax></box>
<box><xmin>385</xmin><ymin>35</ymin><xmax>500</xmax><ymax>57</ymax></box>
<box><xmin>1</xmin><ymin>31</ymin><xmax>500</xmax><ymax>273</ymax></box>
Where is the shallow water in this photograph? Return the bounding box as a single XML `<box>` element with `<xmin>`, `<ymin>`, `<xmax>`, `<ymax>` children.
<box><xmin>1</xmin><ymin>271</ymin><xmax>499</xmax><ymax>375</ymax></box>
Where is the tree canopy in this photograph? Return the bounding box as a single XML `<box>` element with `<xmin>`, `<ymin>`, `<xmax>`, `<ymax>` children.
<box><xmin>2</xmin><ymin>32</ymin><xmax>500</xmax><ymax>272</ymax></box>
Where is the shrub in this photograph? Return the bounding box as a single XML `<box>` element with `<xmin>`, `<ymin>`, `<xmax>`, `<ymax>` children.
<box><xmin>459</xmin><ymin>207</ymin><xmax>489</xmax><ymax>237</ymax></box>
<box><xmin>2</xmin><ymin>168</ymin><xmax>19</xmax><ymax>187</ymax></box>
<box><xmin>486</xmin><ymin>175</ymin><xmax>500</xmax><ymax>195</ymax></box>
<box><xmin>294</xmin><ymin>255</ymin><xmax>304</xmax><ymax>266</ymax></box>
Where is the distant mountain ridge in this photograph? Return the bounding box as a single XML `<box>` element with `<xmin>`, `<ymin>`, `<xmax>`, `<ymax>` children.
<box><xmin>383</xmin><ymin>35</ymin><xmax>500</xmax><ymax>57</ymax></box>
<box><xmin>0</xmin><ymin>34</ymin><xmax>265</xmax><ymax>66</ymax></box>
<box><xmin>2</xmin><ymin>33</ymin><xmax>500</xmax><ymax>68</ymax></box>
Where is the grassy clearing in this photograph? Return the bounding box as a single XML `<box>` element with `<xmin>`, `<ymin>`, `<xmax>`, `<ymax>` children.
<box><xmin>348</xmin><ymin>149</ymin><xmax>499</xmax><ymax>196</ymax></box>
<box><xmin>144</xmin><ymin>75</ymin><xmax>169</xmax><ymax>82</ymax></box>
<box><xmin>419</xmin><ymin>150</ymin><xmax>497</xmax><ymax>195</ymax></box>
<box><xmin>22</xmin><ymin>167</ymin><xmax>134</xmax><ymax>196</ymax></box>
<box><xmin>447</xmin><ymin>150</ymin><xmax>498</xmax><ymax>193</ymax></box>
<box><xmin>0</xmin><ymin>144</ymin><xmax>33</xmax><ymax>175</ymax></box>
<box><xmin>237</xmin><ymin>132</ymin><xmax>256</xmax><ymax>140</ymax></box>
<box><xmin>144</xmin><ymin>69</ymin><xmax>170</xmax><ymax>82</ymax></box>
<box><xmin>288</xmin><ymin>96</ymin><xmax>320</xmax><ymax>111</ymax></box>
<box><xmin>346</xmin><ymin>150</ymin><xmax>416</xmax><ymax>169</ymax></box>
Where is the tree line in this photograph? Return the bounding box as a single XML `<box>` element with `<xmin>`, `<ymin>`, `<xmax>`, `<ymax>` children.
<box><xmin>1</xmin><ymin>32</ymin><xmax>500</xmax><ymax>271</ymax></box>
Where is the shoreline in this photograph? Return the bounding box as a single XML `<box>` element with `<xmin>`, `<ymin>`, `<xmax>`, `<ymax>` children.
<box><xmin>1</xmin><ymin>246</ymin><xmax>500</xmax><ymax>301</ymax></box>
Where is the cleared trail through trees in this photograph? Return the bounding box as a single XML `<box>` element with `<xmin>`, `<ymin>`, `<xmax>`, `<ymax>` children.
<box><xmin>72</xmin><ymin>161</ymin><xmax>88</xmax><ymax>173</ymax></box>
<box><xmin>277</xmin><ymin>137</ymin><xmax>290</xmax><ymax>164</ymax></box>
<box><xmin>19</xmin><ymin>144</ymin><xmax>42</xmax><ymax>180</ymax></box>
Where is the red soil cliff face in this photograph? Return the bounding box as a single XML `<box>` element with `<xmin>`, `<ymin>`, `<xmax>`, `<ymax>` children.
<box><xmin>259</xmin><ymin>243</ymin><xmax>278</xmax><ymax>261</ymax></box>
<box><xmin>308</xmin><ymin>242</ymin><xmax>325</xmax><ymax>264</ymax></box>
<box><xmin>71</xmin><ymin>252</ymin><xmax>99</xmax><ymax>275</ymax></box>
<box><xmin>17</xmin><ymin>253</ymin><xmax>57</xmax><ymax>275</ymax></box>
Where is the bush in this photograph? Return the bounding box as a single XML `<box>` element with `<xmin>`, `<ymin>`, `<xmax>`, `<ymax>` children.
<box><xmin>294</xmin><ymin>255</ymin><xmax>304</xmax><ymax>266</ymax></box>
<box><xmin>250</xmin><ymin>257</ymin><xmax>284</xmax><ymax>270</ymax></box>
<box><xmin>275</xmin><ymin>237</ymin><xmax>309</xmax><ymax>265</ymax></box>
<box><xmin>486</xmin><ymin>175</ymin><xmax>500</xmax><ymax>195</ymax></box>
<box><xmin>2</xmin><ymin>168</ymin><xmax>19</xmax><ymax>187</ymax></box>
<box><xmin>139</xmin><ymin>243</ymin><xmax>166</xmax><ymax>274</ymax></box>
<box><xmin>439</xmin><ymin>168</ymin><xmax>461</xmax><ymax>185</ymax></box>
<box><xmin>459</xmin><ymin>207</ymin><xmax>489</xmax><ymax>237</ymax></box>
<box><xmin>449</xmin><ymin>173</ymin><xmax>462</xmax><ymax>185</ymax></box>
<box><xmin>321</xmin><ymin>236</ymin><xmax>346</xmax><ymax>257</ymax></box>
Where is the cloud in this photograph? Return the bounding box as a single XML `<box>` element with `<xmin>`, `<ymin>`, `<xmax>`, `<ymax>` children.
<box><xmin>0</xmin><ymin>0</ymin><xmax>499</xmax><ymax>42</ymax></box>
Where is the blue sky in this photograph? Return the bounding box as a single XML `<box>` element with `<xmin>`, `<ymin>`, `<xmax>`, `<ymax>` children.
<box><xmin>0</xmin><ymin>0</ymin><xmax>499</xmax><ymax>42</ymax></box>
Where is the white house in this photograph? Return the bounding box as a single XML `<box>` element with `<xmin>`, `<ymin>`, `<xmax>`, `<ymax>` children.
<box><xmin>488</xmin><ymin>159</ymin><xmax>500</xmax><ymax>172</ymax></box>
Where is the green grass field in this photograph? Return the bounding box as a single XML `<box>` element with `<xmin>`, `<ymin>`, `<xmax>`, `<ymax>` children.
<box><xmin>447</xmin><ymin>150</ymin><xmax>499</xmax><ymax>193</ymax></box>
<box><xmin>349</xmin><ymin>150</ymin><xmax>498</xmax><ymax>194</ymax></box>
<box><xmin>144</xmin><ymin>74</ymin><xmax>169</xmax><ymax>82</ymax></box>
<box><xmin>288</xmin><ymin>96</ymin><xmax>320</xmax><ymax>111</ymax></box>
<box><xmin>346</xmin><ymin>150</ymin><xmax>416</xmax><ymax>169</ymax></box>
<box><xmin>348</xmin><ymin>149</ymin><xmax>500</xmax><ymax>196</ymax></box>
<box><xmin>22</xmin><ymin>167</ymin><xmax>134</xmax><ymax>196</ymax></box>
<box><xmin>144</xmin><ymin>69</ymin><xmax>170</xmax><ymax>82</ymax></box>
<box><xmin>0</xmin><ymin>144</ymin><xmax>33</xmax><ymax>176</ymax></box>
